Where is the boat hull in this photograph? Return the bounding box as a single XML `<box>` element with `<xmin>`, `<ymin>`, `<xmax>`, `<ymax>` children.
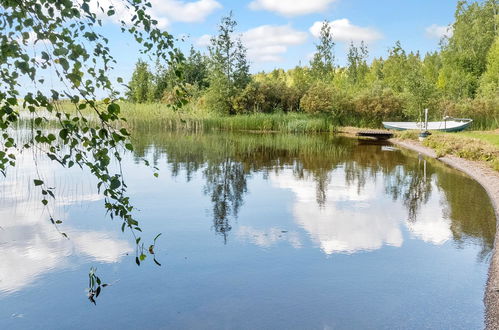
<box><xmin>382</xmin><ymin>120</ymin><xmax>472</xmax><ymax>132</ymax></box>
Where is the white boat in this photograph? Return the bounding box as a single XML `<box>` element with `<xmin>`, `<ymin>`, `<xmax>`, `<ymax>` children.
<box><xmin>383</xmin><ymin>118</ymin><xmax>473</xmax><ymax>132</ymax></box>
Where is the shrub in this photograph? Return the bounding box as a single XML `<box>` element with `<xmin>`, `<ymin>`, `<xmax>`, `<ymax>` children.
<box><xmin>232</xmin><ymin>81</ymin><xmax>303</xmax><ymax>114</ymax></box>
<box><xmin>300</xmin><ymin>82</ymin><xmax>350</xmax><ymax>118</ymax></box>
<box><xmin>352</xmin><ymin>86</ymin><xmax>405</xmax><ymax>124</ymax></box>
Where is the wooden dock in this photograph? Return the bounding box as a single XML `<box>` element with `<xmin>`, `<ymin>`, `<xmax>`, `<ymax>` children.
<box><xmin>355</xmin><ymin>130</ymin><xmax>393</xmax><ymax>140</ymax></box>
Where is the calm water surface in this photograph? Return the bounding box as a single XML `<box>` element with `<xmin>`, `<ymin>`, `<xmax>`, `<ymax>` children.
<box><xmin>0</xmin><ymin>130</ymin><xmax>496</xmax><ymax>329</ymax></box>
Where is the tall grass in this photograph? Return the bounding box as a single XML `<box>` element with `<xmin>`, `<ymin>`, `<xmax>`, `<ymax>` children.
<box><xmin>117</xmin><ymin>102</ymin><xmax>337</xmax><ymax>133</ymax></box>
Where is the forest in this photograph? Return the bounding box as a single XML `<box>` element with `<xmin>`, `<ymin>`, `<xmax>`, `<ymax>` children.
<box><xmin>127</xmin><ymin>0</ymin><xmax>498</xmax><ymax>129</ymax></box>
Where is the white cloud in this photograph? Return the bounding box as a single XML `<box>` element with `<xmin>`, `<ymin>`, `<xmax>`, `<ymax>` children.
<box><xmin>195</xmin><ymin>34</ymin><xmax>212</xmax><ymax>47</ymax></box>
<box><xmin>249</xmin><ymin>0</ymin><xmax>336</xmax><ymax>17</ymax></box>
<box><xmin>241</xmin><ymin>25</ymin><xmax>308</xmax><ymax>63</ymax></box>
<box><xmin>310</xmin><ymin>19</ymin><xmax>383</xmax><ymax>43</ymax></box>
<box><xmin>86</xmin><ymin>0</ymin><xmax>222</xmax><ymax>28</ymax></box>
<box><xmin>425</xmin><ymin>24</ymin><xmax>453</xmax><ymax>39</ymax></box>
<box><xmin>194</xmin><ymin>25</ymin><xmax>307</xmax><ymax>62</ymax></box>
<box><xmin>150</xmin><ymin>0</ymin><xmax>222</xmax><ymax>26</ymax></box>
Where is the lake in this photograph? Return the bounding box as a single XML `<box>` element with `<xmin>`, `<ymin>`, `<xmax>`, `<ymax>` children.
<box><xmin>0</xmin><ymin>129</ymin><xmax>496</xmax><ymax>329</ymax></box>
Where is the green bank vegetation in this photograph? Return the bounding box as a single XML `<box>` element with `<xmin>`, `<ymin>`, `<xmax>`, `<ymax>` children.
<box><xmin>396</xmin><ymin>130</ymin><xmax>499</xmax><ymax>171</ymax></box>
<box><xmin>424</xmin><ymin>133</ymin><xmax>499</xmax><ymax>171</ymax></box>
<box><xmin>127</xmin><ymin>1</ymin><xmax>499</xmax><ymax>130</ymax></box>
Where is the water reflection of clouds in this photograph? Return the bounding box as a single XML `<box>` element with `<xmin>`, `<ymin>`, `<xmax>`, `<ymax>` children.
<box><xmin>405</xmin><ymin>182</ymin><xmax>452</xmax><ymax>245</ymax></box>
<box><xmin>0</xmin><ymin>154</ymin><xmax>132</xmax><ymax>294</ymax></box>
<box><xmin>269</xmin><ymin>169</ymin><xmax>452</xmax><ymax>255</ymax></box>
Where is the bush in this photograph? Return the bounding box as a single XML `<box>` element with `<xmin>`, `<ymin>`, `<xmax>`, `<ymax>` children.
<box><xmin>300</xmin><ymin>82</ymin><xmax>350</xmax><ymax>118</ymax></box>
<box><xmin>232</xmin><ymin>81</ymin><xmax>303</xmax><ymax>114</ymax></box>
<box><xmin>351</xmin><ymin>86</ymin><xmax>405</xmax><ymax>124</ymax></box>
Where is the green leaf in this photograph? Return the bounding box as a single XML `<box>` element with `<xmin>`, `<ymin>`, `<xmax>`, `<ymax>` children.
<box><xmin>54</xmin><ymin>48</ymin><xmax>68</xmax><ymax>56</ymax></box>
<box><xmin>59</xmin><ymin>129</ymin><xmax>69</xmax><ymax>140</ymax></box>
<box><xmin>34</xmin><ymin>179</ymin><xmax>43</xmax><ymax>186</ymax></box>
<box><xmin>107</xmin><ymin>103</ymin><xmax>120</xmax><ymax>114</ymax></box>
<box><xmin>110</xmin><ymin>178</ymin><xmax>121</xmax><ymax>190</ymax></box>
<box><xmin>58</xmin><ymin>58</ymin><xmax>69</xmax><ymax>71</ymax></box>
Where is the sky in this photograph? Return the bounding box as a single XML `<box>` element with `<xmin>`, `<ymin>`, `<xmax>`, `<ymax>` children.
<box><xmin>100</xmin><ymin>0</ymin><xmax>459</xmax><ymax>80</ymax></box>
<box><xmin>20</xmin><ymin>0</ymin><xmax>461</xmax><ymax>94</ymax></box>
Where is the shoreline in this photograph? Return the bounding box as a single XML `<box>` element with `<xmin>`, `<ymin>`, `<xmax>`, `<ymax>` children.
<box><xmin>391</xmin><ymin>138</ymin><xmax>499</xmax><ymax>330</ymax></box>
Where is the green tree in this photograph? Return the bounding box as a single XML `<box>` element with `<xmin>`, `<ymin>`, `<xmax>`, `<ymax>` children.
<box><xmin>184</xmin><ymin>46</ymin><xmax>209</xmax><ymax>89</ymax></box>
<box><xmin>128</xmin><ymin>60</ymin><xmax>153</xmax><ymax>103</ymax></box>
<box><xmin>287</xmin><ymin>65</ymin><xmax>313</xmax><ymax>97</ymax></box>
<box><xmin>382</xmin><ymin>41</ymin><xmax>408</xmax><ymax>93</ymax></box>
<box><xmin>310</xmin><ymin>20</ymin><xmax>335</xmax><ymax>81</ymax></box>
<box><xmin>422</xmin><ymin>52</ymin><xmax>442</xmax><ymax>86</ymax></box>
<box><xmin>438</xmin><ymin>0</ymin><xmax>498</xmax><ymax>98</ymax></box>
<box><xmin>150</xmin><ymin>60</ymin><xmax>172</xmax><ymax>102</ymax></box>
<box><xmin>208</xmin><ymin>12</ymin><xmax>250</xmax><ymax>89</ymax></box>
<box><xmin>233</xmin><ymin>39</ymin><xmax>251</xmax><ymax>90</ymax></box>
<box><xmin>404</xmin><ymin>52</ymin><xmax>438</xmax><ymax>118</ymax></box>
<box><xmin>365</xmin><ymin>57</ymin><xmax>385</xmax><ymax>85</ymax></box>
<box><xmin>479</xmin><ymin>36</ymin><xmax>499</xmax><ymax>97</ymax></box>
<box><xmin>347</xmin><ymin>41</ymin><xmax>369</xmax><ymax>87</ymax></box>
<box><xmin>206</xmin><ymin>12</ymin><xmax>251</xmax><ymax>113</ymax></box>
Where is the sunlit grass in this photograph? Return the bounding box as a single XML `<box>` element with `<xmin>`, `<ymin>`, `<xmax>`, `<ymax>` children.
<box><xmin>422</xmin><ymin>132</ymin><xmax>499</xmax><ymax>171</ymax></box>
<box><xmin>455</xmin><ymin>130</ymin><xmax>499</xmax><ymax>148</ymax></box>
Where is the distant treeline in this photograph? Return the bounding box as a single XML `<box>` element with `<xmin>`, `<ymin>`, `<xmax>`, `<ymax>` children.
<box><xmin>127</xmin><ymin>1</ymin><xmax>499</xmax><ymax>129</ymax></box>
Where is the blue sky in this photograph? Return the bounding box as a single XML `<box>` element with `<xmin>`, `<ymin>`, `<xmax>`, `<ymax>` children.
<box><xmin>171</xmin><ymin>0</ymin><xmax>456</xmax><ymax>69</ymax></box>
<box><xmin>102</xmin><ymin>0</ymin><xmax>459</xmax><ymax>80</ymax></box>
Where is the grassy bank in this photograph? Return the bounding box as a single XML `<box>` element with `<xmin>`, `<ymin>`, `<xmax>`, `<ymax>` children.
<box><xmin>396</xmin><ymin>130</ymin><xmax>499</xmax><ymax>171</ymax></box>
<box><xmin>17</xmin><ymin>102</ymin><xmax>339</xmax><ymax>133</ymax></box>
<box><xmin>118</xmin><ymin>103</ymin><xmax>338</xmax><ymax>133</ymax></box>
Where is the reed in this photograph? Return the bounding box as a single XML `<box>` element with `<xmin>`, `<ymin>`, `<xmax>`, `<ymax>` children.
<box><xmin>116</xmin><ymin>102</ymin><xmax>337</xmax><ymax>133</ymax></box>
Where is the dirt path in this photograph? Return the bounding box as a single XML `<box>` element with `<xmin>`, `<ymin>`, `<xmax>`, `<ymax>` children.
<box><xmin>391</xmin><ymin>138</ymin><xmax>499</xmax><ymax>330</ymax></box>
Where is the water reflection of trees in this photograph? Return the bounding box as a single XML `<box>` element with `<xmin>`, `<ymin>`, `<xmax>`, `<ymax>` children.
<box><xmin>204</xmin><ymin>159</ymin><xmax>247</xmax><ymax>243</ymax></box>
<box><xmin>131</xmin><ymin>128</ymin><xmax>496</xmax><ymax>256</ymax></box>
<box><xmin>385</xmin><ymin>157</ymin><xmax>433</xmax><ymax>223</ymax></box>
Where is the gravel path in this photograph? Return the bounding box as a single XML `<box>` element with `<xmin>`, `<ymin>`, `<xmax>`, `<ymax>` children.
<box><xmin>391</xmin><ymin>138</ymin><xmax>499</xmax><ymax>330</ymax></box>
